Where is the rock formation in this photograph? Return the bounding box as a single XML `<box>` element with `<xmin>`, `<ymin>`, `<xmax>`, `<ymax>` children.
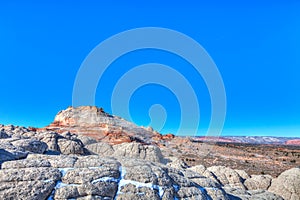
<box><xmin>43</xmin><ymin>106</ymin><xmax>158</xmax><ymax>145</ymax></box>
<box><xmin>0</xmin><ymin>106</ymin><xmax>299</xmax><ymax>199</ymax></box>
<box><xmin>268</xmin><ymin>168</ymin><xmax>300</xmax><ymax>200</ymax></box>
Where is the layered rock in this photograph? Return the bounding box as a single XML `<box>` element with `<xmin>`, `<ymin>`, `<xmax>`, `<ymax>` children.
<box><xmin>0</xmin><ymin>106</ymin><xmax>298</xmax><ymax>200</ymax></box>
<box><xmin>43</xmin><ymin>106</ymin><xmax>160</xmax><ymax>145</ymax></box>
<box><xmin>0</xmin><ymin>151</ymin><xmax>290</xmax><ymax>200</ymax></box>
<box><xmin>0</xmin><ymin>154</ymin><xmax>216</xmax><ymax>200</ymax></box>
<box><xmin>0</xmin><ymin>124</ymin><xmax>286</xmax><ymax>200</ymax></box>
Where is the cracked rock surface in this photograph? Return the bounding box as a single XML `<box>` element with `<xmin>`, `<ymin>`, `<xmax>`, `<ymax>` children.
<box><xmin>0</xmin><ymin>107</ymin><xmax>298</xmax><ymax>200</ymax></box>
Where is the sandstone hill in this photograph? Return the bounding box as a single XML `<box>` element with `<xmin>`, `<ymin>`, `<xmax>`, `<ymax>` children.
<box><xmin>0</xmin><ymin>106</ymin><xmax>299</xmax><ymax>200</ymax></box>
<box><xmin>41</xmin><ymin>106</ymin><xmax>173</xmax><ymax>145</ymax></box>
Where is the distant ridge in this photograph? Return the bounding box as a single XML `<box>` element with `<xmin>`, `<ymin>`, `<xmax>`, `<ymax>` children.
<box><xmin>193</xmin><ymin>136</ymin><xmax>300</xmax><ymax>146</ymax></box>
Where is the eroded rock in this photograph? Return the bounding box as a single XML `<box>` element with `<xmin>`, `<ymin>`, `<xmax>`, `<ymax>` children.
<box><xmin>11</xmin><ymin>139</ymin><xmax>48</xmax><ymax>154</ymax></box>
<box><xmin>268</xmin><ymin>167</ymin><xmax>300</xmax><ymax>200</ymax></box>
<box><xmin>85</xmin><ymin>142</ymin><xmax>114</xmax><ymax>156</ymax></box>
<box><xmin>0</xmin><ymin>141</ymin><xmax>28</xmax><ymax>163</ymax></box>
<box><xmin>113</xmin><ymin>142</ymin><xmax>164</xmax><ymax>163</ymax></box>
<box><xmin>244</xmin><ymin>174</ymin><xmax>272</xmax><ymax>190</ymax></box>
<box><xmin>57</xmin><ymin>138</ymin><xmax>84</xmax><ymax>155</ymax></box>
<box><xmin>207</xmin><ymin>166</ymin><xmax>246</xmax><ymax>189</ymax></box>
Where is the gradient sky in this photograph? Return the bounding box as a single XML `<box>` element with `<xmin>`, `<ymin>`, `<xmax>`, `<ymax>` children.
<box><xmin>0</xmin><ymin>1</ymin><xmax>300</xmax><ymax>136</ymax></box>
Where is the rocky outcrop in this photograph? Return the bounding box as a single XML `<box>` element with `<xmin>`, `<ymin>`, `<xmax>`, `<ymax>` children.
<box><xmin>0</xmin><ymin>155</ymin><xmax>205</xmax><ymax>199</ymax></box>
<box><xmin>268</xmin><ymin>167</ymin><xmax>300</xmax><ymax>200</ymax></box>
<box><xmin>0</xmin><ymin>125</ymin><xmax>32</xmax><ymax>137</ymax></box>
<box><xmin>43</xmin><ymin>106</ymin><xmax>158</xmax><ymax>145</ymax></box>
<box><xmin>30</xmin><ymin>106</ymin><xmax>300</xmax><ymax>178</ymax></box>
<box><xmin>0</xmin><ymin>128</ymin><xmax>86</xmax><ymax>156</ymax></box>
<box><xmin>0</xmin><ymin>152</ymin><xmax>287</xmax><ymax>200</ymax></box>
<box><xmin>0</xmin><ymin>106</ymin><xmax>297</xmax><ymax>200</ymax></box>
<box><xmin>52</xmin><ymin>106</ymin><xmax>111</xmax><ymax>126</ymax></box>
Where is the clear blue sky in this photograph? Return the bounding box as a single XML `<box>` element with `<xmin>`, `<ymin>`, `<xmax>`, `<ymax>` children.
<box><xmin>0</xmin><ymin>1</ymin><xmax>299</xmax><ymax>136</ymax></box>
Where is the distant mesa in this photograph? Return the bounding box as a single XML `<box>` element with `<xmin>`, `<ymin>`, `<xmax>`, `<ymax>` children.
<box><xmin>285</xmin><ymin>139</ymin><xmax>300</xmax><ymax>146</ymax></box>
<box><xmin>194</xmin><ymin>136</ymin><xmax>300</xmax><ymax>146</ymax></box>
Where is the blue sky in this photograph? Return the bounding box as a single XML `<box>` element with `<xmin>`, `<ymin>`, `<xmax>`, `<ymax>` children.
<box><xmin>0</xmin><ymin>1</ymin><xmax>299</xmax><ymax>136</ymax></box>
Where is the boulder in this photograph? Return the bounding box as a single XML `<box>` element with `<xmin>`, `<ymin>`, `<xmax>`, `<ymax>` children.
<box><xmin>207</xmin><ymin>166</ymin><xmax>246</xmax><ymax>189</ymax></box>
<box><xmin>11</xmin><ymin>139</ymin><xmax>48</xmax><ymax>154</ymax></box>
<box><xmin>0</xmin><ymin>141</ymin><xmax>28</xmax><ymax>163</ymax></box>
<box><xmin>36</xmin><ymin>131</ymin><xmax>60</xmax><ymax>152</ymax></box>
<box><xmin>57</xmin><ymin>138</ymin><xmax>84</xmax><ymax>155</ymax></box>
<box><xmin>268</xmin><ymin>167</ymin><xmax>300</xmax><ymax>200</ymax></box>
